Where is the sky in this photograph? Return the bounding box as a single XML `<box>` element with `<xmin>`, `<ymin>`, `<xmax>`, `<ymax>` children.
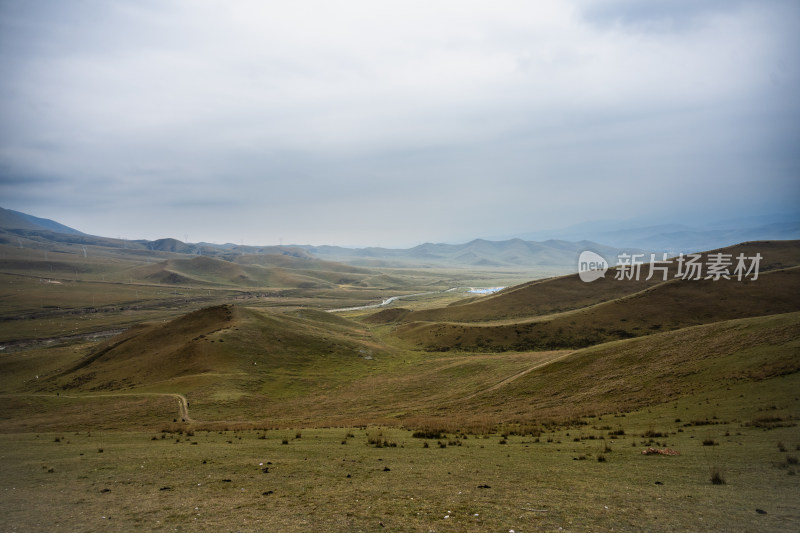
<box><xmin>1</xmin><ymin>0</ymin><xmax>799</xmax><ymax>247</ymax></box>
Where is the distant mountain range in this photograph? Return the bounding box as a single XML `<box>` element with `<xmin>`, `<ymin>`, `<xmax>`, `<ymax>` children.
<box><xmin>298</xmin><ymin>239</ymin><xmax>642</xmax><ymax>269</ymax></box>
<box><xmin>3</xmin><ymin>205</ymin><xmax>798</xmax><ymax>271</ymax></box>
<box><xmin>507</xmin><ymin>213</ymin><xmax>800</xmax><ymax>254</ymax></box>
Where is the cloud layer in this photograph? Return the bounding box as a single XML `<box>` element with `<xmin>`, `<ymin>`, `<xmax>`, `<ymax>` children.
<box><xmin>1</xmin><ymin>0</ymin><xmax>798</xmax><ymax>246</ymax></box>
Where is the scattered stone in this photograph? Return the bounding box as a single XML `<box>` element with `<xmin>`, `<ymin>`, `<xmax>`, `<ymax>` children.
<box><xmin>642</xmin><ymin>447</ymin><xmax>679</xmax><ymax>456</ymax></box>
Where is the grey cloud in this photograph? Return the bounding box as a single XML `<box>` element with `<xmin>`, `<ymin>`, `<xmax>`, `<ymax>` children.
<box><xmin>0</xmin><ymin>1</ymin><xmax>798</xmax><ymax>246</ymax></box>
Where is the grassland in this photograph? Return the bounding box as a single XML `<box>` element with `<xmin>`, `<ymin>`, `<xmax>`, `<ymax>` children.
<box><xmin>1</xmin><ymin>238</ymin><xmax>798</xmax><ymax>531</ymax></box>
<box><xmin>1</xmin><ymin>378</ymin><xmax>798</xmax><ymax>531</ymax></box>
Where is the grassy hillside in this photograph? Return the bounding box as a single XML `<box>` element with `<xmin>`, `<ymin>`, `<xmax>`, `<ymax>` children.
<box><xmin>8</xmin><ymin>300</ymin><xmax>797</xmax><ymax>431</ymax></box>
<box><xmin>22</xmin><ymin>304</ymin><xmax>388</xmax><ymax>405</ymax></box>
<box><xmin>394</xmin><ymin>266</ymin><xmax>800</xmax><ymax>352</ymax></box>
<box><xmin>394</xmin><ymin>240</ymin><xmax>800</xmax><ymax>325</ymax></box>
<box><xmin>4</xmin><ymin>212</ymin><xmax>799</xmax><ymax>530</ymax></box>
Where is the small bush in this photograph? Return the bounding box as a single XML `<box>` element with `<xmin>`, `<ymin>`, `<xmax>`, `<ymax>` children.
<box><xmin>597</xmin><ymin>455</ymin><xmax>607</xmax><ymax>462</ymax></box>
<box><xmin>747</xmin><ymin>416</ymin><xmax>796</xmax><ymax>430</ymax></box>
<box><xmin>412</xmin><ymin>430</ymin><xmax>444</xmax><ymax>439</ymax></box>
<box><xmin>281</xmin><ymin>438</ymin><xmax>289</xmax><ymax>445</ymax></box>
<box><xmin>423</xmin><ymin>441</ymin><xmax>429</xmax><ymax>448</ymax></box>
<box><xmin>710</xmin><ymin>468</ymin><xmax>726</xmax><ymax>485</ymax></box>
<box><xmin>702</xmin><ymin>439</ymin><xmax>718</xmax><ymax>446</ymax></box>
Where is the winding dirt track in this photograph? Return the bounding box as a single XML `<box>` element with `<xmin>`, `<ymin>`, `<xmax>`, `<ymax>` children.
<box><xmin>5</xmin><ymin>351</ymin><xmax>578</xmax><ymax>424</ymax></box>
<box><xmin>458</xmin><ymin>349</ymin><xmax>576</xmax><ymax>402</ymax></box>
<box><xmin>2</xmin><ymin>392</ymin><xmax>193</xmax><ymax>422</ymax></box>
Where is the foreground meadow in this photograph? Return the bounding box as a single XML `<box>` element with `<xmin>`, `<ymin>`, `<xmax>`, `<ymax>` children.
<box><xmin>2</xmin><ymin>376</ymin><xmax>798</xmax><ymax>532</ymax></box>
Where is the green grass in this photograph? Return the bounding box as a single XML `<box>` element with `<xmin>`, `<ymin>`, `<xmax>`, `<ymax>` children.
<box><xmin>1</xmin><ymin>239</ymin><xmax>799</xmax><ymax>530</ymax></box>
<box><xmin>1</xmin><ymin>384</ymin><xmax>798</xmax><ymax>532</ymax></box>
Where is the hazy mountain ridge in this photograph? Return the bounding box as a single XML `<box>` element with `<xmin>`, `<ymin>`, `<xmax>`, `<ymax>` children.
<box><xmin>0</xmin><ymin>207</ymin><xmax>86</xmax><ymax>236</ymax></box>
<box><xmin>300</xmin><ymin>238</ymin><xmax>646</xmax><ymax>270</ymax></box>
<box><xmin>4</xmin><ymin>206</ymin><xmax>799</xmax><ymax>273</ymax></box>
<box><xmin>511</xmin><ymin>214</ymin><xmax>800</xmax><ymax>253</ymax></box>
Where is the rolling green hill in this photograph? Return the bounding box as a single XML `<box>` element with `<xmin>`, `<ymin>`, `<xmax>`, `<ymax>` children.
<box><xmin>34</xmin><ymin>304</ymin><xmax>387</xmax><ymax>400</ymax></box>
<box><xmin>388</xmin><ymin>240</ymin><xmax>800</xmax><ymax>325</ymax></box>
<box><xmin>378</xmin><ymin>241</ymin><xmax>800</xmax><ymax>352</ymax></box>
<box><xmin>1</xmin><ymin>238</ymin><xmax>798</xmax><ymax>431</ymax></box>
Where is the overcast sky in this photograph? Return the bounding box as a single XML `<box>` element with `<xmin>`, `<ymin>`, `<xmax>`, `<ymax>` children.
<box><xmin>1</xmin><ymin>0</ymin><xmax>798</xmax><ymax>247</ymax></box>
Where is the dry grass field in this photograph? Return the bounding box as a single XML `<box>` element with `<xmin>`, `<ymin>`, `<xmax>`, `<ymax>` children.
<box><xmin>1</xmin><ymin>239</ymin><xmax>798</xmax><ymax>531</ymax></box>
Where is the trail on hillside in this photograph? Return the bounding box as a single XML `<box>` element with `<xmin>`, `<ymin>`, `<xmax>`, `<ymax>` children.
<box><xmin>4</xmin><ymin>351</ymin><xmax>578</xmax><ymax>426</ymax></box>
<box><xmin>1</xmin><ymin>392</ymin><xmax>193</xmax><ymax>422</ymax></box>
<box><xmin>457</xmin><ymin>349</ymin><xmax>576</xmax><ymax>402</ymax></box>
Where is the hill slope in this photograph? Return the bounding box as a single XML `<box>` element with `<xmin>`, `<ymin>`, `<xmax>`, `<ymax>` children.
<box><xmin>39</xmin><ymin>304</ymin><xmax>387</xmax><ymax>396</ymax></box>
<box><xmin>0</xmin><ymin>207</ymin><xmax>85</xmax><ymax>235</ymax></box>
<box><xmin>395</xmin><ymin>266</ymin><xmax>800</xmax><ymax>351</ymax></box>
<box><xmin>386</xmin><ymin>240</ymin><xmax>800</xmax><ymax>325</ymax></box>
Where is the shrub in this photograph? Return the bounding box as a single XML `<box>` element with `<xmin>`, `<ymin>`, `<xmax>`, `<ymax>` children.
<box><xmin>412</xmin><ymin>430</ymin><xmax>445</xmax><ymax>439</ymax></box>
<box><xmin>597</xmin><ymin>455</ymin><xmax>607</xmax><ymax>462</ymax></box>
<box><xmin>702</xmin><ymin>439</ymin><xmax>718</xmax><ymax>446</ymax></box>
<box><xmin>710</xmin><ymin>468</ymin><xmax>726</xmax><ymax>485</ymax></box>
